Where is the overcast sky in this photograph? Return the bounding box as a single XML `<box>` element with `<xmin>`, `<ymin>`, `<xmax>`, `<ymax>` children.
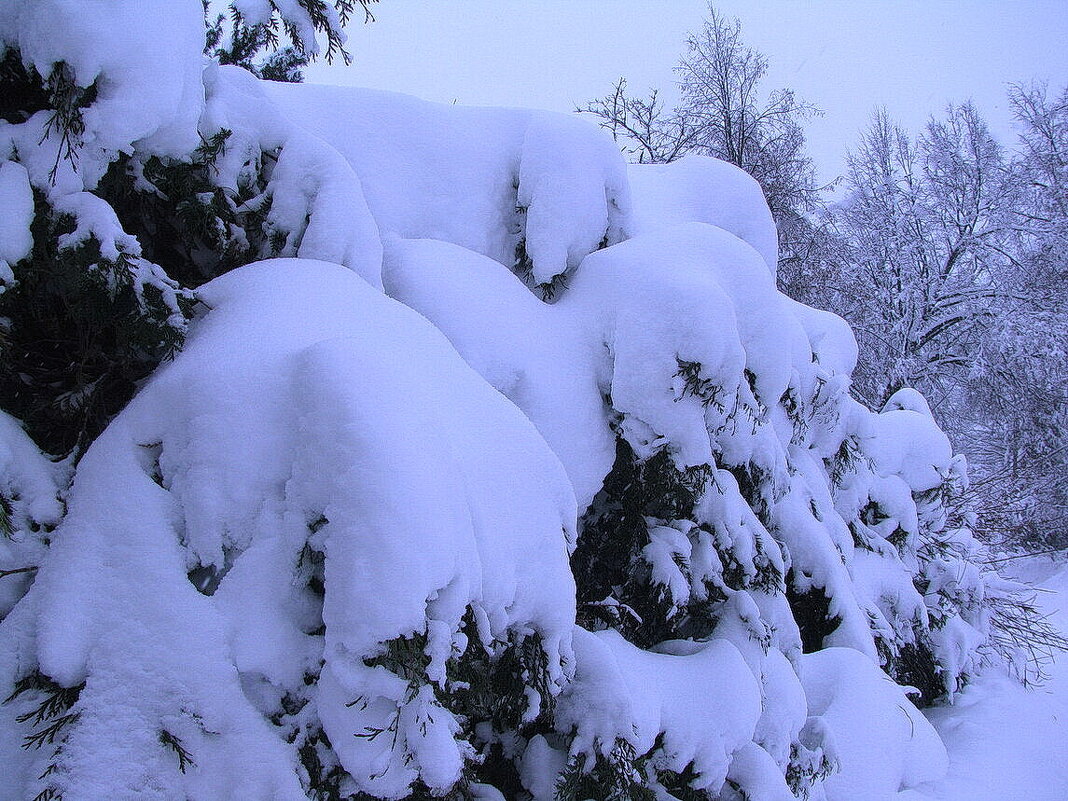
<box><xmin>306</xmin><ymin>1</ymin><xmax>1068</xmax><ymax>184</ymax></box>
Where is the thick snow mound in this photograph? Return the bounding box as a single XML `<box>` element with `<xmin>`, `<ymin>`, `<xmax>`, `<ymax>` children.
<box><xmin>628</xmin><ymin>155</ymin><xmax>780</xmax><ymax>274</ymax></box>
<box><xmin>0</xmin><ymin>259</ymin><xmax>578</xmax><ymax>800</ymax></box>
<box><xmin>0</xmin><ymin>0</ymin><xmax>205</xmax><ymax>194</ymax></box>
<box><xmin>200</xmin><ymin>65</ymin><xmax>383</xmax><ymax>287</ymax></box>
<box><xmin>882</xmin><ymin>388</ymin><xmax>935</xmax><ymax>418</ymax></box>
<box><xmin>383</xmin><ymin>236</ymin><xmax>614</xmax><ymax>512</ymax></box>
<box><xmin>386</xmin><ymin>220</ymin><xmax>810</xmax><ymax>485</ymax></box>
<box><xmin>865</xmin><ymin>409</ymin><xmax>955</xmax><ymax>493</ymax></box>
<box><xmin>787</xmin><ymin>298</ymin><xmax>860</xmax><ymax>378</ymax></box>
<box><xmin>558</xmin><ymin>627</ymin><xmax>764</xmax><ymax>791</ymax></box>
<box><xmin>384</xmin><ymin>221</ymin><xmax>809</xmax><ymax>505</ymax></box>
<box><xmin>265</xmin><ymin>81</ymin><xmax>630</xmax><ymax>286</ymax></box>
<box><xmin>0</xmin><ymin>161</ymin><xmax>33</xmax><ymax>283</ymax></box>
<box><xmin>803</xmin><ymin>648</ymin><xmax>949</xmax><ymax>800</ymax></box>
<box><xmin>574</xmin><ymin>222</ymin><xmax>808</xmax><ymax>422</ymax></box>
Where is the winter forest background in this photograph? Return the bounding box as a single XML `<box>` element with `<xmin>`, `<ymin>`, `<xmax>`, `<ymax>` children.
<box><xmin>0</xmin><ymin>2</ymin><xmax>1066</xmax><ymax>801</ymax></box>
<box><xmin>578</xmin><ymin>8</ymin><xmax>1068</xmax><ymax>555</ymax></box>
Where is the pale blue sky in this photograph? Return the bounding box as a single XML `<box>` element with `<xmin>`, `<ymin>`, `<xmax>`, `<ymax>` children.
<box><xmin>307</xmin><ymin>1</ymin><xmax>1068</xmax><ymax>183</ymax></box>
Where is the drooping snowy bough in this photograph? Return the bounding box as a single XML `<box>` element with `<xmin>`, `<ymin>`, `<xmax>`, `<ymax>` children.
<box><xmin>0</xmin><ymin>3</ymin><xmax>1028</xmax><ymax>800</ymax></box>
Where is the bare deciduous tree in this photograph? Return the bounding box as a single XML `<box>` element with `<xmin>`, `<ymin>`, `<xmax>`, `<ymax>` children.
<box><xmin>578</xmin><ymin>77</ymin><xmax>696</xmax><ymax>164</ymax></box>
<box><xmin>962</xmin><ymin>83</ymin><xmax>1068</xmax><ymax>549</ymax></box>
<box><xmin>827</xmin><ymin>94</ymin><xmax>1067</xmax><ymax>550</ymax></box>
<box><xmin>578</xmin><ymin>5</ymin><xmax>824</xmax><ymax>279</ymax></box>
<box><xmin>830</xmin><ymin>103</ymin><xmax>1017</xmax><ymax>408</ymax></box>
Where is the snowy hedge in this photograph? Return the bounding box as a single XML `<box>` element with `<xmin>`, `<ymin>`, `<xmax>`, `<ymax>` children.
<box><xmin>0</xmin><ymin>3</ymin><xmax>1030</xmax><ymax>800</ymax></box>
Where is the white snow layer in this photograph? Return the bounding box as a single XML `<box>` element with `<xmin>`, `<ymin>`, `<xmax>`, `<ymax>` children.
<box><xmin>200</xmin><ymin>66</ymin><xmax>383</xmax><ymax>287</ymax></box>
<box><xmin>0</xmin><ymin>412</ymin><xmax>66</xmax><ymax>619</ymax></box>
<box><xmin>384</xmin><ymin>219</ymin><xmax>813</xmax><ymax>504</ymax></box>
<box><xmin>0</xmin><ymin>0</ymin><xmax>205</xmax><ymax>193</ymax></box>
<box><xmin>0</xmin><ymin>260</ymin><xmax>578</xmax><ymax>800</ymax></box>
<box><xmin>559</xmin><ymin>628</ymin><xmax>765</xmax><ymax>792</ymax></box>
<box><xmin>265</xmin><ymin>81</ymin><xmax>630</xmax><ymax>286</ymax></box>
<box><xmin>627</xmin><ymin>154</ymin><xmax>780</xmax><ymax>275</ymax></box>
<box><xmin>0</xmin><ymin>161</ymin><xmax>33</xmax><ymax>286</ymax></box>
<box><xmin>802</xmin><ymin>648</ymin><xmax>948</xmax><ymax>800</ymax></box>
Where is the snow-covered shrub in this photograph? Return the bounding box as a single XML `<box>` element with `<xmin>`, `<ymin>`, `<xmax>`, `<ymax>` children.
<box><xmin>381</xmin><ymin>209</ymin><xmax>991</xmax><ymax>793</ymax></box>
<box><xmin>0</xmin><ymin>3</ymin><xmax>1043</xmax><ymax>800</ymax></box>
<box><xmin>0</xmin><ymin>260</ymin><xmax>578</xmax><ymax>801</ymax></box>
<box><xmin>0</xmin><ymin>1</ymin><xmax>382</xmax><ymax>458</ymax></box>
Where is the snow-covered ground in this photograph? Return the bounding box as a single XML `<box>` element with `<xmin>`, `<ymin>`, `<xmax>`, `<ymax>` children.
<box><xmin>914</xmin><ymin>559</ymin><xmax>1068</xmax><ymax>801</ymax></box>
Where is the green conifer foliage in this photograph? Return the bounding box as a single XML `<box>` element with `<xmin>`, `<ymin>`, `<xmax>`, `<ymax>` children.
<box><xmin>96</xmin><ymin>130</ymin><xmax>276</xmax><ymax>289</ymax></box>
<box><xmin>0</xmin><ymin>40</ymin><xmax>282</xmax><ymax>458</ymax></box>
<box><xmin>3</xmin><ymin>671</ymin><xmax>84</xmax><ymax>801</ymax></box>
<box><xmin>574</xmin><ymin>438</ymin><xmax>719</xmax><ymax>647</ymax></box>
<box><xmin>0</xmin><ymin>189</ymin><xmax>192</xmax><ymax>457</ymax></box>
<box><xmin>555</xmin><ymin>740</ymin><xmax>656</xmax><ymax>801</ymax></box>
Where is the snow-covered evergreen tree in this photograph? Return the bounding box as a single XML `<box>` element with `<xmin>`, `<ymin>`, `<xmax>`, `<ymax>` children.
<box><xmin>0</xmin><ymin>3</ymin><xmax>1052</xmax><ymax>801</ymax></box>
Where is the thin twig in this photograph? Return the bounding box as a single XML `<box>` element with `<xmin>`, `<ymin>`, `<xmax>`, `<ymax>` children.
<box><xmin>983</xmin><ymin>547</ymin><xmax>1068</xmax><ymax>565</ymax></box>
<box><xmin>0</xmin><ymin>566</ymin><xmax>39</xmax><ymax>579</ymax></box>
